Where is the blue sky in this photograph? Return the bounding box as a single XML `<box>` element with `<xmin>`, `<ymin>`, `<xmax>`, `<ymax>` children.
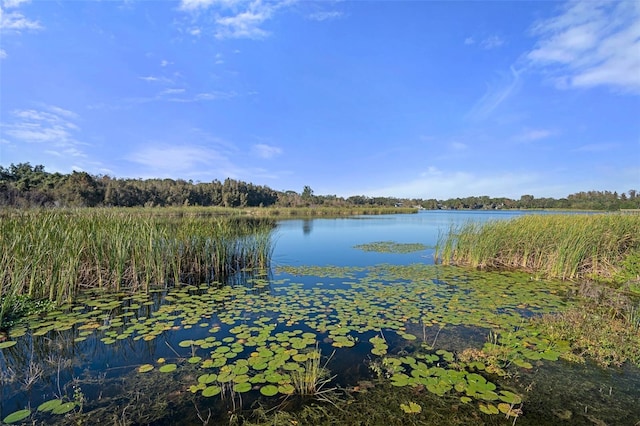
<box><xmin>1</xmin><ymin>0</ymin><xmax>638</xmax><ymax>199</ymax></box>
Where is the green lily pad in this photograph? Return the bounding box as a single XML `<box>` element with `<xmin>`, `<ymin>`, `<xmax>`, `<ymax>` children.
<box><xmin>52</xmin><ymin>402</ymin><xmax>77</xmax><ymax>415</ymax></box>
<box><xmin>0</xmin><ymin>341</ymin><xmax>18</xmax><ymax>349</ymax></box>
<box><xmin>37</xmin><ymin>399</ymin><xmax>63</xmax><ymax>412</ymax></box>
<box><xmin>202</xmin><ymin>385</ymin><xmax>222</xmax><ymax>397</ymax></box>
<box><xmin>260</xmin><ymin>384</ymin><xmax>278</xmax><ymax>396</ymax></box>
<box><xmin>159</xmin><ymin>364</ymin><xmax>177</xmax><ymax>373</ymax></box>
<box><xmin>233</xmin><ymin>382</ymin><xmax>252</xmax><ymax>393</ymax></box>
<box><xmin>3</xmin><ymin>409</ymin><xmax>31</xmax><ymax>424</ymax></box>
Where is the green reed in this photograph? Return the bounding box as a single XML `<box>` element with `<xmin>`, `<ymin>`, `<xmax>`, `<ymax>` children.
<box><xmin>0</xmin><ymin>209</ymin><xmax>275</xmax><ymax>325</ymax></box>
<box><xmin>435</xmin><ymin>213</ymin><xmax>640</xmax><ymax>282</ymax></box>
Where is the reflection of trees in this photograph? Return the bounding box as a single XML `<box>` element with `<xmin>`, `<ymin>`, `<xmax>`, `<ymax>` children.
<box><xmin>302</xmin><ymin>219</ymin><xmax>313</xmax><ymax>235</ymax></box>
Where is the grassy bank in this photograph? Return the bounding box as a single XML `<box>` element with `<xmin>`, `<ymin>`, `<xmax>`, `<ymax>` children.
<box><xmin>244</xmin><ymin>206</ymin><xmax>418</xmax><ymax>217</ymax></box>
<box><xmin>0</xmin><ymin>209</ymin><xmax>275</xmax><ymax>327</ymax></box>
<box><xmin>435</xmin><ymin>213</ymin><xmax>640</xmax><ymax>283</ymax></box>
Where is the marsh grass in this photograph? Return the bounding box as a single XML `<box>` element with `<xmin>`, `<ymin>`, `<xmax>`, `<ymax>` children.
<box><xmin>435</xmin><ymin>213</ymin><xmax>640</xmax><ymax>282</ymax></box>
<box><xmin>290</xmin><ymin>347</ymin><xmax>337</xmax><ymax>402</ymax></box>
<box><xmin>0</xmin><ymin>209</ymin><xmax>275</xmax><ymax>326</ymax></box>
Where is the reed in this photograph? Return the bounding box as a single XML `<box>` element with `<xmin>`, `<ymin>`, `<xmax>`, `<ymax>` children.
<box><xmin>0</xmin><ymin>209</ymin><xmax>275</xmax><ymax>326</ymax></box>
<box><xmin>435</xmin><ymin>213</ymin><xmax>640</xmax><ymax>282</ymax></box>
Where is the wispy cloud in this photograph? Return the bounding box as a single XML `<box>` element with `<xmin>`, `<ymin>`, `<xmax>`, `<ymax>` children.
<box><xmin>178</xmin><ymin>0</ymin><xmax>298</xmax><ymax>40</ymax></box>
<box><xmin>362</xmin><ymin>167</ymin><xmax>546</xmax><ymax>200</ymax></box>
<box><xmin>252</xmin><ymin>143</ymin><xmax>282</xmax><ymax>159</ymax></box>
<box><xmin>1</xmin><ymin>105</ymin><xmax>87</xmax><ymax>157</ymax></box>
<box><xmin>307</xmin><ymin>11</ymin><xmax>343</xmax><ymax>22</ymax></box>
<box><xmin>214</xmin><ymin>6</ymin><xmax>271</xmax><ymax>39</ymax></box>
<box><xmin>572</xmin><ymin>142</ymin><xmax>618</xmax><ymax>152</ymax></box>
<box><xmin>126</xmin><ymin>89</ymin><xmax>236</xmax><ymax>104</ymax></box>
<box><xmin>128</xmin><ymin>144</ymin><xmax>226</xmax><ymax>172</ymax></box>
<box><xmin>0</xmin><ymin>1</ymin><xmax>42</xmax><ymax>33</ymax></box>
<box><xmin>4</xmin><ymin>0</ymin><xmax>31</xmax><ymax>8</ymax></box>
<box><xmin>450</xmin><ymin>142</ymin><xmax>467</xmax><ymax>151</ymax></box>
<box><xmin>516</xmin><ymin>128</ymin><xmax>554</xmax><ymax>142</ymax></box>
<box><xmin>139</xmin><ymin>75</ymin><xmax>174</xmax><ymax>84</ymax></box>
<box><xmin>480</xmin><ymin>35</ymin><xmax>504</xmax><ymax>49</ymax></box>
<box><xmin>464</xmin><ymin>35</ymin><xmax>505</xmax><ymax>49</ymax></box>
<box><xmin>0</xmin><ymin>48</ymin><xmax>6</xmax><ymax>59</ymax></box>
<box><xmin>527</xmin><ymin>0</ymin><xmax>640</xmax><ymax>93</ymax></box>
<box><xmin>467</xmin><ymin>66</ymin><xmax>522</xmax><ymax>120</ymax></box>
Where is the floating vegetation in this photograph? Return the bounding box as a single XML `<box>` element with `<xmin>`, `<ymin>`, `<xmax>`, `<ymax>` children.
<box><xmin>400</xmin><ymin>401</ymin><xmax>422</xmax><ymax>414</ymax></box>
<box><xmin>2</xmin><ymin>409</ymin><xmax>31</xmax><ymax>424</ymax></box>
<box><xmin>354</xmin><ymin>241</ymin><xmax>428</xmax><ymax>254</ymax></box>
<box><xmin>2</xmin><ymin>261</ymin><xmax>639</xmax><ymax>424</ymax></box>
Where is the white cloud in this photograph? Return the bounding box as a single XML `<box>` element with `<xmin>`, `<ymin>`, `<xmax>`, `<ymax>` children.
<box><xmin>362</xmin><ymin>167</ymin><xmax>544</xmax><ymax>200</ymax></box>
<box><xmin>139</xmin><ymin>75</ymin><xmax>173</xmax><ymax>84</ymax></box>
<box><xmin>527</xmin><ymin>0</ymin><xmax>640</xmax><ymax>93</ymax></box>
<box><xmin>195</xmin><ymin>90</ymin><xmax>236</xmax><ymax>100</ymax></box>
<box><xmin>464</xmin><ymin>35</ymin><xmax>504</xmax><ymax>49</ymax></box>
<box><xmin>252</xmin><ymin>143</ymin><xmax>282</xmax><ymax>159</ymax></box>
<box><xmin>307</xmin><ymin>11</ymin><xmax>343</xmax><ymax>22</ymax></box>
<box><xmin>516</xmin><ymin>129</ymin><xmax>554</xmax><ymax>142</ymax></box>
<box><xmin>480</xmin><ymin>35</ymin><xmax>504</xmax><ymax>49</ymax></box>
<box><xmin>3</xmin><ymin>0</ymin><xmax>30</xmax><ymax>8</ymax></box>
<box><xmin>159</xmin><ymin>88</ymin><xmax>186</xmax><ymax>95</ymax></box>
<box><xmin>179</xmin><ymin>0</ymin><xmax>216</xmax><ymax>11</ymax></box>
<box><xmin>467</xmin><ymin>66</ymin><xmax>522</xmax><ymax>120</ymax></box>
<box><xmin>1</xmin><ymin>105</ymin><xmax>86</xmax><ymax>157</ymax></box>
<box><xmin>160</xmin><ymin>59</ymin><xmax>173</xmax><ymax>67</ymax></box>
<box><xmin>215</xmin><ymin>7</ymin><xmax>271</xmax><ymax>39</ymax></box>
<box><xmin>0</xmin><ymin>48</ymin><xmax>6</xmax><ymax>59</ymax></box>
<box><xmin>129</xmin><ymin>144</ymin><xmax>224</xmax><ymax>171</ymax></box>
<box><xmin>572</xmin><ymin>142</ymin><xmax>618</xmax><ymax>152</ymax></box>
<box><xmin>179</xmin><ymin>0</ymin><xmax>297</xmax><ymax>40</ymax></box>
<box><xmin>0</xmin><ymin>4</ymin><xmax>42</xmax><ymax>33</ymax></box>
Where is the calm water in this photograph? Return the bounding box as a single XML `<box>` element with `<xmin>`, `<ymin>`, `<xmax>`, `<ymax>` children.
<box><xmin>1</xmin><ymin>210</ymin><xmax>638</xmax><ymax>426</ymax></box>
<box><xmin>273</xmin><ymin>210</ymin><xmax>531</xmax><ymax>267</ymax></box>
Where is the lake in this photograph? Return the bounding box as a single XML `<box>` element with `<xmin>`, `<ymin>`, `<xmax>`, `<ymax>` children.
<box><xmin>1</xmin><ymin>210</ymin><xmax>638</xmax><ymax>425</ymax></box>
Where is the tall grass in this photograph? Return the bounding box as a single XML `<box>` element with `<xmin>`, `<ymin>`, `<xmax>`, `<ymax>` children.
<box><xmin>435</xmin><ymin>213</ymin><xmax>640</xmax><ymax>281</ymax></box>
<box><xmin>0</xmin><ymin>209</ymin><xmax>275</xmax><ymax>324</ymax></box>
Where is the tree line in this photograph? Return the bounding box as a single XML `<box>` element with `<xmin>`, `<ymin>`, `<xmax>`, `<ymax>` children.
<box><xmin>1</xmin><ymin>163</ymin><xmax>638</xmax><ymax>211</ymax></box>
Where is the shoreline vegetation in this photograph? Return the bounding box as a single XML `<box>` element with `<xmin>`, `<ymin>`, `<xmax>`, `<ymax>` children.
<box><xmin>434</xmin><ymin>213</ymin><xmax>640</xmax><ymax>284</ymax></box>
<box><xmin>436</xmin><ymin>213</ymin><xmax>640</xmax><ymax>368</ymax></box>
<box><xmin>0</xmin><ymin>209</ymin><xmax>276</xmax><ymax>329</ymax></box>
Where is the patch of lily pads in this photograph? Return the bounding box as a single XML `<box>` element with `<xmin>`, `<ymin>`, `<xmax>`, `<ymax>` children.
<box><xmin>353</xmin><ymin>241</ymin><xmax>428</xmax><ymax>254</ymax></box>
<box><xmin>4</xmin><ymin>264</ymin><xmax>579</xmax><ymax>420</ymax></box>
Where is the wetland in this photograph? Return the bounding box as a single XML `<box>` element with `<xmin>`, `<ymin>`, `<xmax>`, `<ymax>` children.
<box><xmin>1</xmin><ymin>210</ymin><xmax>639</xmax><ymax>425</ymax></box>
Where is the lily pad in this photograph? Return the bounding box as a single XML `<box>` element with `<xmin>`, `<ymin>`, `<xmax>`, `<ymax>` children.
<box><xmin>3</xmin><ymin>409</ymin><xmax>31</xmax><ymax>424</ymax></box>
<box><xmin>0</xmin><ymin>340</ymin><xmax>18</xmax><ymax>349</ymax></box>
<box><xmin>260</xmin><ymin>384</ymin><xmax>279</xmax><ymax>396</ymax></box>
<box><xmin>138</xmin><ymin>364</ymin><xmax>154</xmax><ymax>373</ymax></box>
<box><xmin>158</xmin><ymin>363</ymin><xmax>177</xmax><ymax>373</ymax></box>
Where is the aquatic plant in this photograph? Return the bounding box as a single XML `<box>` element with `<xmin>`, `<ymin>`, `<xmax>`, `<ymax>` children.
<box><xmin>435</xmin><ymin>213</ymin><xmax>640</xmax><ymax>282</ymax></box>
<box><xmin>289</xmin><ymin>346</ymin><xmax>336</xmax><ymax>401</ymax></box>
<box><xmin>354</xmin><ymin>241</ymin><xmax>428</xmax><ymax>254</ymax></box>
<box><xmin>0</xmin><ymin>209</ymin><xmax>275</xmax><ymax>327</ymax></box>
